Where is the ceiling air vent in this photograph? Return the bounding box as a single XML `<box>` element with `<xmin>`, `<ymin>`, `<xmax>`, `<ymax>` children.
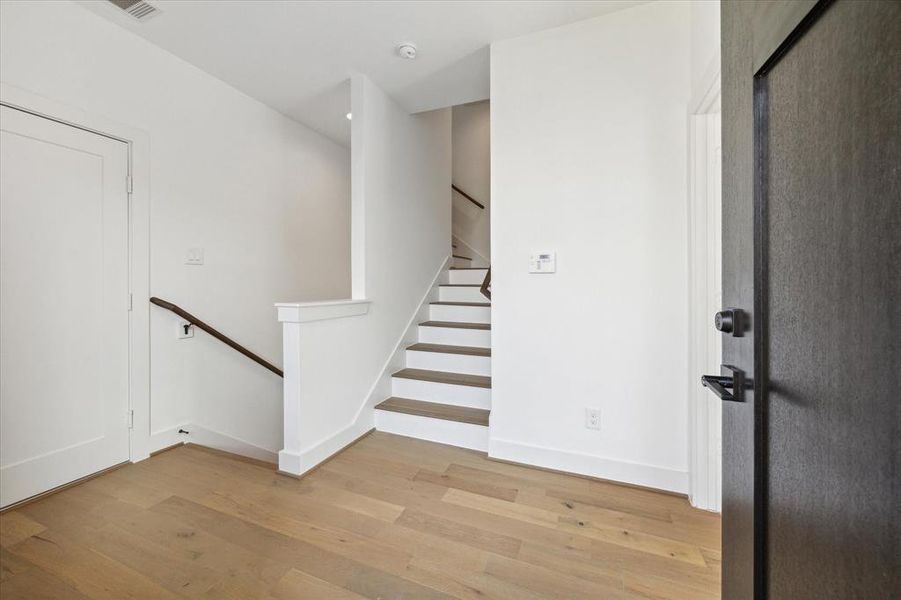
<box><xmin>108</xmin><ymin>0</ymin><xmax>160</xmax><ymax>21</ymax></box>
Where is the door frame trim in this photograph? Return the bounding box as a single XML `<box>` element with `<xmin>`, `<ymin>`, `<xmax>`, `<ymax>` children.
<box><xmin>687</xmin><ymin>67</ymin><xmax>723</xmax><ymax>512</ymax></box>
<box><xmin>0</xmin><ymin>82</ymin><xmax>153</xmax><ymax>464</ymax></box>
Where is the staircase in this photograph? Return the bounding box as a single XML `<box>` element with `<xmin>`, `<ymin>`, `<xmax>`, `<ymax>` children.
<box><xmin>374</xmin><ymin>265</ymin><xmax>491</xmax><ymax>451</ymax></box>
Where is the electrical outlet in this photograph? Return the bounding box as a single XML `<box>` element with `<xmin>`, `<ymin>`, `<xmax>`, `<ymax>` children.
<box><xmin>585</xmin><ymin>407</ymin><xmax>601</xmax><ymax>430</ymax></box>
<box><xmin>177</xmin><ymin>321</ymin><xmax>194</xmax><ymax>339</ymax></box>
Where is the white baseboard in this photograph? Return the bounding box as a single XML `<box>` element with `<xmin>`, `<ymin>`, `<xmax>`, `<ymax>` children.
<box><xmin>186</xmin><ymin>424</ymin><xmax>278</xmax><ymax>464</ymax></box>
<box><xmin>488</xmin><ymin>438</ymin><xmax>689</xmax><ymax>494</ymax></box>
<box><xmin>147</xmin><ymin>424</ymin><xmax>191</xmax><ymax>458</ymax></box>
<box><xmin>286</xmin><ymin>416</ymin><xmax>375</xmax><ymax>476</ymax></box>
<box><xmin>149</xmin><ymin>423</ymin><xmax>278</xmax><ymax>464</ymax></box>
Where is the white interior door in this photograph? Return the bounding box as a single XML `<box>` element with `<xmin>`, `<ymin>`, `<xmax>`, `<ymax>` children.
<box><xmin>0</xmin><ymin>105</ymin><xmax>130</xmax><ymax>508</ymax></box>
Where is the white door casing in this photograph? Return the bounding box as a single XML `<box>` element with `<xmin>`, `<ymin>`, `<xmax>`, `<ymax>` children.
<box><xmin>0</xmin><ymin>105</ymin><xmax>130</xmax><ymax>507</ymax></box>
<box><xmin>688</xmin><ymin>85</ymin><xmax>723</xmax><ymax>512</ymax></box>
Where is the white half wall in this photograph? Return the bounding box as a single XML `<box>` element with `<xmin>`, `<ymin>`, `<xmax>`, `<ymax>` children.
<box><xmin>279</xmin><ymin>74</ymin><xmax>452</xmax><ymax>475</ymax></box>
<box><xmin>0</xmin><ymin>0</ymin><xmax>350</xmax><ymax>457</ymax></box>
<box><xmin>452</xmin><ymin>100</ymin><xmax>491</xmax><ymax>260</ymax></box>
<box><xmin>489</xmin><ymin>1</ymin><xmax>692</xmax><ymax>493</ymax></box>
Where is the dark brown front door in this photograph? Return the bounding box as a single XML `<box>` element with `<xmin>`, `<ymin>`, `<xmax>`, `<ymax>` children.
<box><xmin>720</xmin><ymin>1</ymin><xmax>900</xmax><ymax>598</ymax></box>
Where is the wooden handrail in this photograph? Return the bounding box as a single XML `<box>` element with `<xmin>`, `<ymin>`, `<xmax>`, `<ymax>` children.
<box><xmin>150</xmin><ymin>297</ymin><xmax>283</xmax><ymax>377</ymax></box>
<box><xmin>480</xmin><ymin>267</ymin><xmax>491</xmax><ymax>300</ymax></box>
<box><xmin>451</xmin><ymin>184</ymin><xmax>485</xmax><ymax>209</ymax></box>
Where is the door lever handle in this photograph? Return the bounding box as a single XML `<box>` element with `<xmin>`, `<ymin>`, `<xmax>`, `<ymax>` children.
<box><xmin>701</xmin><ymin>365</ymin><xmax>746</xmax><ymax>402</ymax></box>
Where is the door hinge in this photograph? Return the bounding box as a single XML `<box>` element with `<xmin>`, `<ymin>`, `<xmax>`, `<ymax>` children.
<box><xmin>127</xmin><ymin>409</ymin><xmax>135</xmax><ymax>429</ymax></box>
<box><xmin>126</xmin><ymin>175</ymin><xmax>134</xmax><ymax>194</ymax></box>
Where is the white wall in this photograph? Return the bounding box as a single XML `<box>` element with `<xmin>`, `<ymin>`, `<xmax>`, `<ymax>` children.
<box><xmin>452</xmin><ymin>101</ymin><xmax>491</xmax><ymax>262</ymax></box>
<box><xmin>0</xmin><ymin>0</ymin><xmax>350</xmax><ymax>456</ymax></box>
<box><xmin>690</xmin><ymin>0</ymin><xmax>721</xmax><ymax>107</ymax></box>
<box><xmin>278</xmin><ymin>74</ymin><xmax>451</xmax><ymax>474</ymax></box>
<box><xmin>489</xmin><ymin>1</ymin><xmax>692</xmax><ymax>493</ymax></box>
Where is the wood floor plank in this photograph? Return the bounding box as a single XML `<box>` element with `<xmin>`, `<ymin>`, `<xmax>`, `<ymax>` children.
<box><xmin>8</xmin><ymin>529</ymin><xmax>181</xmax><ymax>599</ymax></box>
<box><xmin>0</xmin><ymin>432</ymin><xmax>720</xmax><ymax>599</ymax></box>
<box><xmin>557</xmin><ymin>516</ymin><xmax>708</xmax><ymax>567</ymax></box>
<box><xmin>483</xmin><ymin>554</ymin><xmax>635</xmax><ymax>600</ymax></box>
<box><xmin>94</xmin><ymin>495</ymin><xmax>292</xmax><ymax>592</ymax></box>
<box><xmin>0</xmin><ymin>547</ymin><xmax>33</xmax><ymax>583</ymax></box>
<box><xmin>149</xmin><ymin>495</ymin><xmax>451</xmax><ymax>600</ymax></box>
<box><xmin>194</xmin><ymin>490</ymin><xmax>411</xmax><ymax>575</ymax></box>
<box><xmin>414</xmin><ymin>468</ymin><xmax>518</xmax><ymax>502</ymax></box>
<box><xmin>81</xmin><ymin>521</ymin><xmax>222</xmax><ymax>597</ymax></box>
<box><xmin>442</xmin><ymin>487</ymin><xmax>561</xmax><ymax>527</ymax></box>
<box><xmin>271</xmin><ymin>568</ymin><xmax>367</xmax><ymax>599</ymax></box>
<box><xmin>515</xmin><ymin>542</ymin><xmax>625</xmax><ymax>590</ymax></box>
<box><xmin>0</xmin><ymin>563</ymin><xmax>91</xmax><ymax>600</ymax></box>
<box><xmin>622</xmin><ymin>570</ymin><xmax>721</xmax><ymax>600</ymax></box>
<box><xmin>395</xmin><ymin>508</ymin><xmax>522</xmax><ymax>558</ymax></box>
<box><xmin>516</xmin><ymin>488</ymin><xmax>720</xmax><ymax>551</ymax></box>
<box><xmin>0</xmin><ymin>512</ymin><xmax>46</xmax><ymax>548</ymax></box>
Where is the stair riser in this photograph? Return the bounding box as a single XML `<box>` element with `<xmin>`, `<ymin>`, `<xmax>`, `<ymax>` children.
<box><xmin>429</xmin><ymin>304</ymin><xmax>491</xmax><ymax>324</ymax></box>
<box><xmin>449</xmin><ymin>269</ymin><xmax>489</xmax><ymax>285</ymax></box>
<box><xmin>439</xmin><ymin>287</ymin><xmax>488</xmax><ymax>303</ymax></box>
<box><xmin>391</xmin><ymin>378</ymin><xmax>491</xmax><ymax>409</ymax></box>
<box><xmin>375</xmin><ymin>410</ymin><xmax>489</xmax><ymax>452</ymax></box>
<box><xmin>405</xmin><ymin>350</ymin><xmax>491</xmax><ymax>377</ymax></box>
<box><xmin>452</xmin><ymin>257</ymin><xmax>472</xmax><ymax>269</ymax></box>
<box><xmin>418</xmin><ymin>325</ymin><xmax>491</xmax><ymax>347</ymax></box>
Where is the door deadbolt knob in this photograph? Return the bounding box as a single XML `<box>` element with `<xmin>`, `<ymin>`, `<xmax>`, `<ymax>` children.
<box><xmin>714</xmin><ymin>311</ymin><xmax>734</xmax><ymax>333</ymax></box>
<box><xmin>714</xmin><ymin>308</ymin><xmax>745</xmax><ymax>337</ymax></box>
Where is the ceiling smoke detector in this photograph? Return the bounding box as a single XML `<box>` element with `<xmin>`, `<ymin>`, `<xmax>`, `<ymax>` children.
<box><xmin>397</xmin><ymin>43</ymin><xmax>417</xmax><ymax>60</ymax></box>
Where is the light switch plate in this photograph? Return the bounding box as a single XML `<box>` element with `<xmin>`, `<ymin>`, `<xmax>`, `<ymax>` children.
<box><xmin>185</xmin><ymin>247</ymin><xmax>204</xmax><ymax>265</ymax></box>
<box><xmin>529</xmin><ymin>251</ymin><xmax>556</xmax><ymax>273</ymax></box>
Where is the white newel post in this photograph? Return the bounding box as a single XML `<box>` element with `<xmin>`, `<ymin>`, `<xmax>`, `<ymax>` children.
<box><xmin>275</xmin><ymin>299</ymin><xmax>371</xmax><ymax>476</ymax></box>
<box><xmin>277</xmin><ymin>307</ymin><xmax>303</xmax><ymax>475</ymax></box>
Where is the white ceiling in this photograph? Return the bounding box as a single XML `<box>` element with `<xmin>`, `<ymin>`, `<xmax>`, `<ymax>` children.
<box><xmin>79</xmin><ymin>0</ymin><xmax>645</xmax><ymax>146</ymax></box>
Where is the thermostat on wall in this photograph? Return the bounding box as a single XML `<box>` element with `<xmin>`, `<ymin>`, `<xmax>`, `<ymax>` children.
<box><xmin>529</xmin><ymin>252</ymin><xmax>556</xmax><ymax>273</ymax></box>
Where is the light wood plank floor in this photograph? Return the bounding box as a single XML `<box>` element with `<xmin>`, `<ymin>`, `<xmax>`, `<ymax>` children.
<box><xmin>0</xmin><ymin>432</ymin><xmax>721</xmax><ymax>599</ymax></box>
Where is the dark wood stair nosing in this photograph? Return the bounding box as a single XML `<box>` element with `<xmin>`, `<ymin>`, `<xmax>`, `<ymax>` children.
<box><xmin>449</xmin><ymin>267</ymin><xmax>489</xmax><ymax>271</ymax></box>
<box><xmin>419</xmin><ymin>321</ymin><xmax>491</xmax><ymax>330</ymax></box>
<box><xmin>375</xmin><ymin>397</ymin><xmax>490</xmax><ymax>427</ymax></box>
<box><xmin>452</xmin><ymin>254</ymin><xmax>472</xmax><ymax>261</ymax></box>
<box><xmin>391</xmin><ymin>368</ymin><xmax>491</xmax><ymax>389</ymax></box>
<box><xmin>439</xmin><ymin>284</ymin><xmax>481</xmax><ymax>288</ymax></box>
<box><xmin>430</xmin><ymin>301</ymin><xmax>490</xmax><ymax>307</ymax></box>
<box><xmin>406</xmin><ymin>343</ymin><xmax>491</xmax><ymax>357</ymax></box>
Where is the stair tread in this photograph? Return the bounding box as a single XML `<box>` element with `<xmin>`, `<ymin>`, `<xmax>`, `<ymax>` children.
<box><xmin>392</xmin><ymin>368</ymin><xmax>491</xmax><ymax>389</ymax></box>
<box><xmin>430</xmin><ymin>301</ymin><xmax>490</xmax><ymax>307</ymax></box>
<box><xmin>407</xmin><ymin>343</ymin><xmax>491</xmax><ymax>357</ymax></box>
<box><xmin>375</xmin><ymin>397</ymin><xmax>490</xmax><ymax>426</ymax></box>
<box><xmin>449</xmin><ymin>267</ymin><xmax>488</xmax><ymax>271</ymax></box>
<box><xmin>420</xmin><ymin>320</ymin><xmax>490</xmax><ymax>330</ymax></box>
<box><xmin>452</xmin><ymin>254</ymin><xmax>472</xmax><ymax>260</ymax></box>
<box><xmin>440</xmin><ymin>284</ymin><xmax>481</xmax><ymax>287</ymax></box>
